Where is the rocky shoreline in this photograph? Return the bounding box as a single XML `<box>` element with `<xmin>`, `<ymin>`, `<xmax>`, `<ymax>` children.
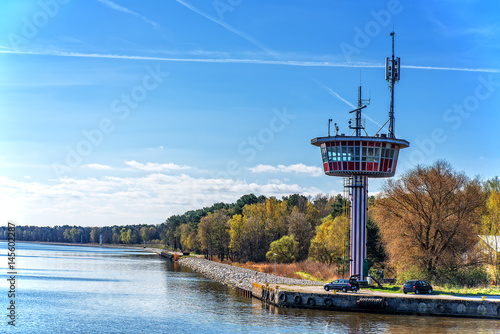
<box><xmin>178</xmin><ymin>257</ymin><xmax>323</xmax><ymax>291</ymax></box>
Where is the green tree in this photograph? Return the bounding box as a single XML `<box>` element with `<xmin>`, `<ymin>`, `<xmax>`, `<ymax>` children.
<box><xmin>90</xmin><ymin>227</ymin><xmax>100</xmax><ymax>243</ymax></box>
<box><xmin>148</xmin><ymin>226</ymin><xmax>156</xmax><ymax>241</ymax></box>
<box><xmin>266</xmin><ymin>235</ymin><xmax>299</xmax><ymax>263</ymax></box>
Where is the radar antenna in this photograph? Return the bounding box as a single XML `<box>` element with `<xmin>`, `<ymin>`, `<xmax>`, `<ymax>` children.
<box><xmin>348</xmin><ymin>85</ymin><xmax>370</xmax><ymax>136</ymax></box>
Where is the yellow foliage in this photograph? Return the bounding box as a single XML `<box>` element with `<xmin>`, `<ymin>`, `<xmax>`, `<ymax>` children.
<box><xmin>309</xmin><ymin>215</ymin><xmax>347</xmax><ymax>264</ymax></box>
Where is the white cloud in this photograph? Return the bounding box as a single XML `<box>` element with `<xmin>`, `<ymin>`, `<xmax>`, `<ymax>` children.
<box><xmin>83</xmin><ymin>163</ymin><xmax>113</xmax><ymax>170</ymax></box>
<box><xmin>0</xmin><ymin>173</ymin><xmax>321</xmax><ymax>227</ymax></box>
<box><xmin>125</xmin><ymin>160</ymin><xmax>190</xmax><ymax>172</ymax></box>
<box><xmin>249</xmin><ymin>163</ymin><xmax>323</xmax><ymax>177</ymax></box>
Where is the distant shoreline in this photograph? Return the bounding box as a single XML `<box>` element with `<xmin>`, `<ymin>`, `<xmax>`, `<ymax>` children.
<box><xmin>10</xmin><ymin>240</ymin><xmax>163</xmax><ymax>254</ymax></box>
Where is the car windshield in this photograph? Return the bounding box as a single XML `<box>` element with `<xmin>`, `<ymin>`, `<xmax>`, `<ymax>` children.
<box><xmin>405</xmin><ymin>280</ymin><xmax>416</xmax><ymax>285</ymax></box>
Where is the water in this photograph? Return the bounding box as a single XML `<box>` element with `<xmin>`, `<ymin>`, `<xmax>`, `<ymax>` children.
<box><xmin>1</xmin><ymin>242</ymin><xmax>499</xmax><ymax>333</ymax></box>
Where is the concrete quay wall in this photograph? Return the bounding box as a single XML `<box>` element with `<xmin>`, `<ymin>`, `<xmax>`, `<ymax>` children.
<box><xmin>253</xmin><ymin>283</ymin><xmax>500</xmax><ymax>319</ymax></box>
<box><xmin>173</xmin><ymin>255</ymin><xmax>500</xmax><ymax>319</ymax></box>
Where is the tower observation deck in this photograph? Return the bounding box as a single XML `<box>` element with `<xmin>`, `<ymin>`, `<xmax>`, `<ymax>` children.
<box><xmin>311</xmin><ymin>32</ymin><xmax>409</xmax><ymax>280</ymax></box>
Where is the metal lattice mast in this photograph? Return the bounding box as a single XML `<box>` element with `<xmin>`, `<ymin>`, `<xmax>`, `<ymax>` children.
<box><xmin>386</xmin><ymin>31</ymin><xmax>400</xmax><ymax>139</ymax></box>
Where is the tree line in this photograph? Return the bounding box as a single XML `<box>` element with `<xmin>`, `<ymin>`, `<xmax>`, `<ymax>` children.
<box><xmin>2</xmin><ymin>192</ymin><xmax>375</xmax><ymax>270</ymax></box>
<box><xmin>2</xmin><ymin>160</ymin><xmax>499</xmax><ymax>286</ymax></box>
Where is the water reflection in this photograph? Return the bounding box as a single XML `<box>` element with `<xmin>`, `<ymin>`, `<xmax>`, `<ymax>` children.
<box><xmin>252</xmin><ymin>298</ymin><xmax>500</xmax><ymax>334</ymax></box>
<box><xmin>3</xmin><ymin>242</ymin><xmax>499</xmax><ymax>334</ymax></box>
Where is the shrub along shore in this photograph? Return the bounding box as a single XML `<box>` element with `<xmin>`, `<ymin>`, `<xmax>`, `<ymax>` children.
<box><xmin>178</xmin><ymin>257</ymin><xmax>323</xmax><ymax>291</ymax></box>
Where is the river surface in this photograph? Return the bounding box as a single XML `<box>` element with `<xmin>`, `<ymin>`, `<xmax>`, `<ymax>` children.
<box><xmin>1</xmin><ymin>242</ymin><xmax>499</xmax><ymax>333</ymax></box>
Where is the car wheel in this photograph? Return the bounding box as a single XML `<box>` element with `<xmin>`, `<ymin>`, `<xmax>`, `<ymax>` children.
<box><xmin>428</xmin><ymin>289</ymin><xmax>432</xmax><ymax>294</ymax></box>
<box><xmin>324</xmin><ymin>286</ymin><xmax>329</xmax><ymax>291</ymax></box>
<box><xmin>404</xmin><ymin>291</ymin><xmax>407</xmax><ymax>294</ymax></box>
<box><xmin>415</xmin><ymin>289</ymin><xmax>419</xmax><ymax>294</ymax></box>
<box><xmin>342</xmin><ymin>287</ymin><xmax>347</xmax><ymax>293</ymax></box>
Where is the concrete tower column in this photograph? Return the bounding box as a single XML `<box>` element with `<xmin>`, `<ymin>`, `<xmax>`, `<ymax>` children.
<box><xmin>350</xmin><ymin>175</ymin><xmax>368</xmax><ymax>279</ymax></box>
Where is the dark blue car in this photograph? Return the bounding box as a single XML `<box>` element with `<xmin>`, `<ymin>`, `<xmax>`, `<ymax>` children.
<box><xmin>403</xmin><ymin>280</ymin><xmax>433</xmax><ymax>294</ymax></box>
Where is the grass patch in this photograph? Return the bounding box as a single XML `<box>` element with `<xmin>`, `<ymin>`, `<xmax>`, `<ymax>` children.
<box><xmin>366</xmin><ymin>285</ymin><xmax>500</xmax><ymax>296</ymax></box>
<box><xmin>294</xmin><ymin>271</ymin><xmax>328</xmax><ymax>282</ymax></box>
<box><xmin>432</xmin><ymin>286</ymin><xmax>500</xmax><ymax>296</ymax></box>
<box><xmin>368</xmin><ymin>286</ymin><xmax>402</xmax><ymax>294</ymax></box>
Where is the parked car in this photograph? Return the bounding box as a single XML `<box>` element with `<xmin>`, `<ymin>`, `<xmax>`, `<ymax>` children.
<box><xmin>324</xmin><ymin>276</ymin><xmax>359</xmax><ymax>293</ymax></box>
<box><xmin>403</xmin><ymin>280</ymin><xmax>433</xmax><ymax>294</ymax></box>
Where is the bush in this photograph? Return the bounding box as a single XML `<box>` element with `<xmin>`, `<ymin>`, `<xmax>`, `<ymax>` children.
<box><xmin>397</xmin><ymin>265</ymin><xmax>490</xmax><ymax>288</ymax></box>
<box><xmin>396</xmin><ymin>266</ymin><xmax>427</xmax><ymax>285</ymax></box>
<box><xmin>266</xmin><ymin>235</ymin><xmax>299</xmax><ymax>263</ymax></box>
<box><xmin>435</xmin><ymin>266</ymin><xmax>490</xmax><ymax>288</ymax></box>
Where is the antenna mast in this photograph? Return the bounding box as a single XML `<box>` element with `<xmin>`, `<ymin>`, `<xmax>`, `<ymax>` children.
<box><xmin>386</xmin><ymin>31</ymin><xmax>400</xmax><ymax>139</ymax></box>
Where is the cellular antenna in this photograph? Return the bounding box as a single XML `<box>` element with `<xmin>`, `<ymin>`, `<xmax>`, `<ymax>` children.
<box><xmin>385</xmin><ymin>31</ymin><xmax>400</xmax><ymax>139</ymax></box>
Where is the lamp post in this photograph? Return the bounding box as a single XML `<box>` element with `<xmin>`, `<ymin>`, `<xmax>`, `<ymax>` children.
<box><xmin>274</xmin><ymin>253</ymin><xmax>277</xmax><ymax>278</ymax></box>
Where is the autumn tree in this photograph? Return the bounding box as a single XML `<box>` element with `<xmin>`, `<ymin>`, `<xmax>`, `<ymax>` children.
<box><xmin>140</xmin><ymin>226</ymin><xmax>149</xmax><ymax>243</ymax></box>
<box><xmin>308</xmin><ymin>215</ymin><xmax>348</xmax><ymax>268</ymax></box>
<box><xmin>90</xmin><ymin>227</ymin><xmax>100</xmax><ymax>243</ymax></box>
<box><xmin>312</xmin><ymin>194</ymin><xmax>329</xmax><ymax>216</ymax></box>
<box><xmin>228</xmin><ymin>214</ymin><xmax>245</xmax><ymax>260</ymax></box>
<box><xmin>198</xmin><ymin>210</ymin><xmax>231</xmax><ymax>261</ymax></box>
<box><xmin>373</xmin><ymin>160</ymin><xmax>486</xmax><ymax>280</ymax></box>
<box><xmin>179</xmin><ymin>224</ymin><xmax>193</xmax><ymax>251</ymax></box>
<box><xmin>288</xmin><ymin>207</ymin><xmax>313</xmax><ymax>261</ymax></box>
<box><xmin>112</xmin><ymin>226</ymin><xmax>120</xmax><ymax>244</ymax></box>
<box><xmin>228</xmin><ymin>198</ymin><xmax>289</xmax><ymax>262</ymax></box>
<box><xmin>120</xmin><ymin>228</ymin><xmax>129</xmax><ymax>244</ymax></box>
<box><xmin>148</xmin><ymin>226</ymin><xmax>157</xmax><ymax>241</ymax></box>
<box><xmin>239</xmin><ymin>203</ymin><xmax>267</xmax><ymax>261</ymax></box>
<box><xmin>480</xmin><ymin>180</ymin><xmax>500</xmax><ymax>284</ymax></box>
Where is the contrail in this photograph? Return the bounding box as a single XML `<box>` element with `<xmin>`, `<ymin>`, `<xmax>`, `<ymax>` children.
<box><xmin>314</xmin><ymin>79</ymin><xmax>383</xmax><ymax>128</ymax></box>
<box><xmin>173</xmin><ymin>0</ymin><xmax>278</xmax><ymax>58</ymax></box>
<box><xmin>0</xmin><ymin>49</ymin><xmax>498</xmax><ymax>73</ymax></box>
<box><xmin>96</xmin><ymin>0</ymin><xmax>159</xmax><ymax>28</ymax></box>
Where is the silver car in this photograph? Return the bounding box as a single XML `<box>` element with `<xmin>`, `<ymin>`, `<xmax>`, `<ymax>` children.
<box><xmin>323</xmin><ymin>278</ymin><xmax>358</xmax><ymax>292</ymax></box>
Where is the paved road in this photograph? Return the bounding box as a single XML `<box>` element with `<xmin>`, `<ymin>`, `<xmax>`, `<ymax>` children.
<box><xmin>271</xmin><ymin>284</ymin><xmax>500</xmax><ymax>302</ymax></box>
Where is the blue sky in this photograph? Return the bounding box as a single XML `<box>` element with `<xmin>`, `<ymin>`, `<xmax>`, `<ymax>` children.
<box><xmin>1</xmin><ymin>0</ymin><xmax>499</xmax><ymax>227</ymax></box>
